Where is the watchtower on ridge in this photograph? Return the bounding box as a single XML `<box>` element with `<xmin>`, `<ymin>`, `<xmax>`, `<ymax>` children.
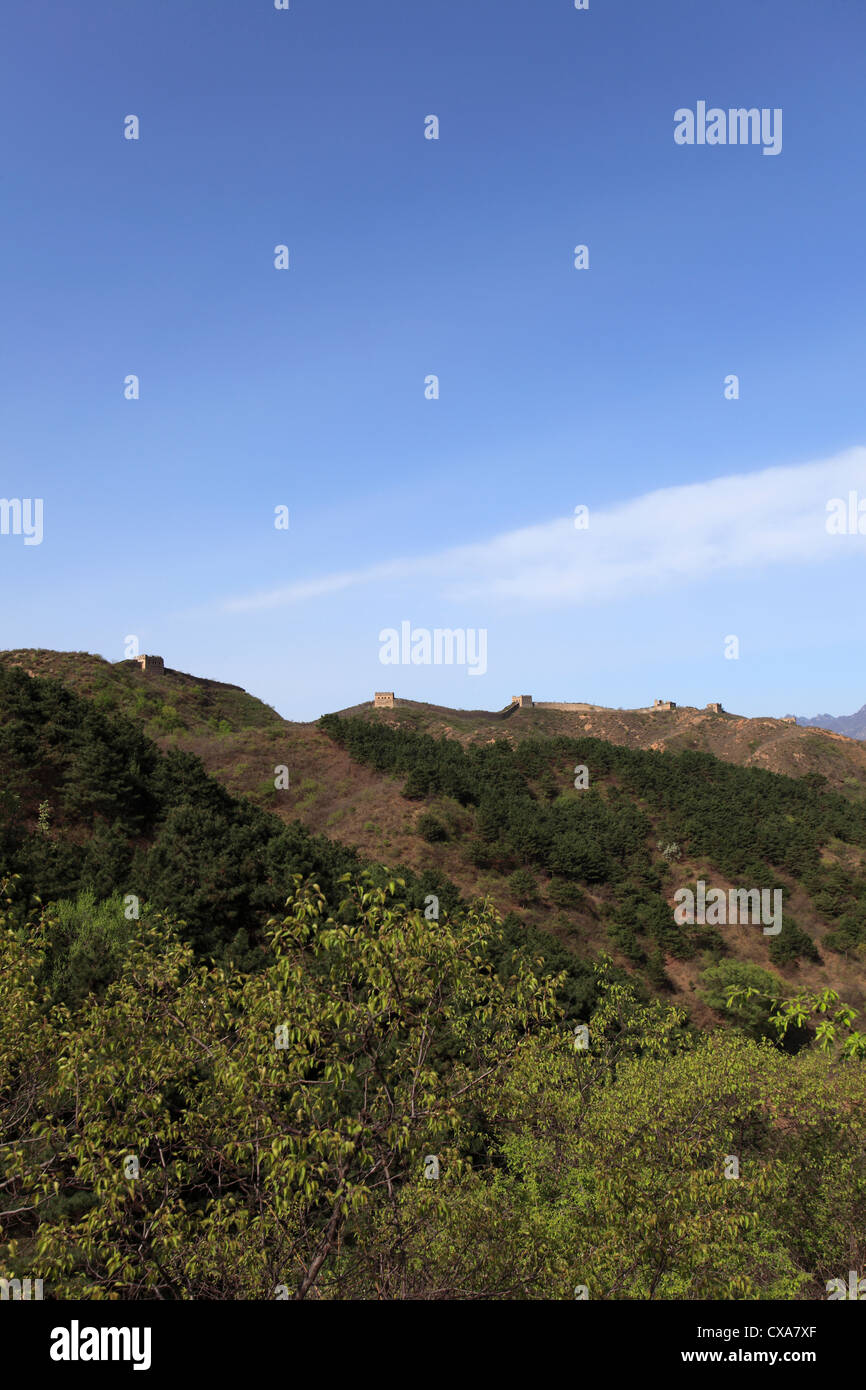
<box><xmin>136</xmin><ymin>655</ymin><xmax>164</xmax><ymax>673</ymax></box>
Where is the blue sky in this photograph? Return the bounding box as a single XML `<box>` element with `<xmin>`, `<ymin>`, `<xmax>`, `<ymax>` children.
<box><xmin>2</xmin><ymin>0</ymin><xmax>865</xmax><ymax>720</ymax></box>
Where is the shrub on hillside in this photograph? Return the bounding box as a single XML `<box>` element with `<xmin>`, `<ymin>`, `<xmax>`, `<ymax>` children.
<box><xmin>507</xmin><ymin>867</ymin><xmax>539</xmax><ymax>906</ymax></box>
<box><xmin>417</xmin><ymin>811</ymin><xmax>449</xmax><ymax>843</ymax></box>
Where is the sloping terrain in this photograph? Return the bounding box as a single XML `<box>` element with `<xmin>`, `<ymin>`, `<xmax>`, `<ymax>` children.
<box><xmin>0</xmin><ymin>649</ymin><xmax>283</xmax><ymax>738</ymax></box>
<box><xmin>334</xmin><ymin>697</ymin><xmax>866</xmax><ymax>795</ymax></box>
<box><xmin>6</xmin><ymin>651</ymin><xmax>865</xmax><ymax>796</ymax></box>
<box><xmin>3</xmin><ymin>652</ymin><xmax>866</xmax><ymax>1032</ymax></box>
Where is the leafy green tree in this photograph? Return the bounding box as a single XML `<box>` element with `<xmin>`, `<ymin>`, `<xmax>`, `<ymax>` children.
<box><xmin>726</xmin><ymin>983</ymin><xmax>866</xmax><ymax>1060</ymax></box>
<box><xmin>0</xmin><ymin>876</ymin><xmax>558</xmax><ymax>1299</ymax></box>
<box><xmin>698</xmin><ymin>960</ymin><xmax>789</xmax><ymax>1043</ymax></box>
<box><xmin>388</xmin><ymin>969</ymin><xmax>865</xmax><ymax>1299</ymax></box>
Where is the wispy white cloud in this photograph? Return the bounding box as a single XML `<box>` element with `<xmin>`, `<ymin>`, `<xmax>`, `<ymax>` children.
<box><xmin>222</xmin><ymin>447</ymin><xmax>866</xmax><ymax>614</ymax></box>
<box><xmin>224</xmin><ymin>559</ymin><xmax>415</xmax><ymax>611</ymax></box>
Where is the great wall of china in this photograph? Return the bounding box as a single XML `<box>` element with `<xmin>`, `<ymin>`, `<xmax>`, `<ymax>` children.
<box><xmin>372</xmin><ymin>692</ymin><xmax>731</xmax><ymax>717</ymax></box>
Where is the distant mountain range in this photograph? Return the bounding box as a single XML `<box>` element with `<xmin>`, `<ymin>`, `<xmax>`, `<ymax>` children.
<box><xmin>797</xmin><ymin>706</ymin><xmax>866</xmax><ymax>740</ymax></box>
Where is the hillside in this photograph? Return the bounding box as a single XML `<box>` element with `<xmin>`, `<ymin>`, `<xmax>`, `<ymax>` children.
<box><xmin>3</xmin><ymin>653</ymin><xmax>866</xmax><ymax>1030</ymax></box>
<box><xmin>334</xmin><ymin>695</ymin><xmax>866</xmax><ymax>793</ymax></box>
<box><xmin>3</xmin><ymin>653</ymin><xmax>866</xmax><ymax>1303</ymax></box>
<box><xmin>6</xmin><ymin>651</ymin><xmax>865</xmax><ymax>795</ymax></box>
<box><xmin>0</xmin><ymin>649</ymin><xmax>283</xmax><ymax>738</ymax></box>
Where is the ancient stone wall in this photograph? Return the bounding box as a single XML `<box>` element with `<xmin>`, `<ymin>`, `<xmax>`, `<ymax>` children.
<box><xmin>534</xmin><ymin>702</ymin><xmax>599</xmax><ymax>712</ymax></box>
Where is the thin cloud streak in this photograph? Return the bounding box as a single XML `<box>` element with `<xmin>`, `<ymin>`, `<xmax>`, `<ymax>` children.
<box><xmin>221</xmin><ymin>448</ymin><xmax>866</xmax><ymax>614</ymax></box>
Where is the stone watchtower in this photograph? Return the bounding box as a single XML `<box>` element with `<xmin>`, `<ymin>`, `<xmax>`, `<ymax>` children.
<box><xmin>653</xmin><ymin>698</ymin><xmax>676</xmax><ymax>711</ymax></box>
<box><xmin>705</xmin><ymin>702</ymin><xmax>724</xmax><ymax>714</ymax></box>
<box><xmin>511</xmin><ymin>695</ymin><xmax>533</xmax><ymax>707</ymax></box>
<box><xmin>373</xmin><ymin>691</ymin><xmax>395</xmax><ymax>709</ymax></box>
<box><xmin>136</xmin><ymin>655</ymin><xmax>164</xmax><ymax>673</ymax></box>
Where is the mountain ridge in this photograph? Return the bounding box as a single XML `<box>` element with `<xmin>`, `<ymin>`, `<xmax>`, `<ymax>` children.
<box><xmin>4</xmin><ymin>649</ymin><xmax>866</xmax><ymax>798</ymax></box>
<box><xmin>797</xmin><ymin>704</ymin><xmax>866</xmax><ymax>741</ymax></box>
